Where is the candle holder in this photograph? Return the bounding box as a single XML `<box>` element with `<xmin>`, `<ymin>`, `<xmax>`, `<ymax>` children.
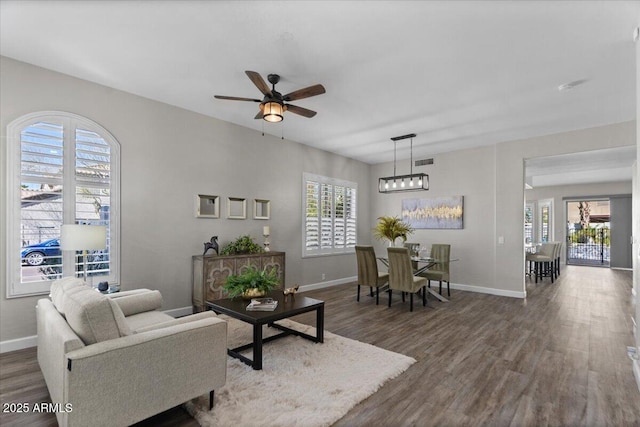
<box><xmin>263</xmin><ymin>226</ymin><xmax>271</xmax><ymax>252</ymax></box>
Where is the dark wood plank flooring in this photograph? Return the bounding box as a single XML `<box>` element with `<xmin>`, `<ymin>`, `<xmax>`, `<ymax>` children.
<box><xmin>2</xmin><ymin>265</ymin><xmax>639</xmax><ymax>426</ymax></box>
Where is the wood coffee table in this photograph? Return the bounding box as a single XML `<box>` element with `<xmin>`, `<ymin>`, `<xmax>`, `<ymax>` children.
<box><xmin>206</xmin><ymin>291</ymin><xmax>324</xmax><ymax>370</ymax></box>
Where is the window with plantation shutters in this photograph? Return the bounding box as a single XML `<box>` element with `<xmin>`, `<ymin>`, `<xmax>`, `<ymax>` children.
<box><xmin>6</xmin><ymin>112</ymin><xmax>120</xmax><ymax>297</ymax></box>
<box><xmin>303</xmin><ymin>173</ymin><xmax>357</xmax><ymax>256</ymax></box>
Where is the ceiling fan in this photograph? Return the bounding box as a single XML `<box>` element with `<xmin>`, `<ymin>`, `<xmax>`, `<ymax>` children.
<box><xmin>214</xmin><ymin>71</ymin><xmax>326</xmax><ymax>122</ymax></box>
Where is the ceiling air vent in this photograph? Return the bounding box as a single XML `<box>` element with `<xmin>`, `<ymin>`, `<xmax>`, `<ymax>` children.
<box><xmin>415</xmin><ymin>158</ymin><xmax>433</xmax><ymax>167</ymax></box>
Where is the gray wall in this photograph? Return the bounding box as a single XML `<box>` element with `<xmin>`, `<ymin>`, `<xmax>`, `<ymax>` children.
<box><xmin>634</xmin><ymin>24</ymin><xmax>640</xmax><ymax>390</ymax></box>
<box><xmin>494</xmin><ymin>122</ymin><xmax>635</xmax><ymax>295</ymax></box>
<box><xmin>0</xmin><ymin>57</ymin><xmax>370</xmax><ymax>342</ymax></box>
<box><xmin>610</xmin><ymin>195</ymin><xmax>633</xmax><ymax>269</ymax></box>
<box><xmin>371</xmin><ymin>123</ymin><xmax>636</xmax><ymax>297</ymax></box>
<box><xmin>370</xmin><ymin>145</ymin><xmax>499</xmax><ymax>294</ymax></box>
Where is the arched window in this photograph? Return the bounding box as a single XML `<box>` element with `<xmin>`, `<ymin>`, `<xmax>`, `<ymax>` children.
<box><xmin>6</xmin><ymin>112</ymin><xmax>120</xmax><ymax>297</ymax></box>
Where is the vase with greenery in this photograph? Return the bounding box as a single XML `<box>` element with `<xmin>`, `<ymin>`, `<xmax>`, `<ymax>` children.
<box><xmin>224</xmin><ymin>266</ymin><xmax>279</xmax><ymax>299</ymax></box>
<box><xmin>220</xmin><ymin>235</ymin><xmax>264</xmax><ymax>255</ymax></box>
<box><xmin>373</xmin><ymin>216</ymin><xmax>414</xmax><ymax>246</ymax></box>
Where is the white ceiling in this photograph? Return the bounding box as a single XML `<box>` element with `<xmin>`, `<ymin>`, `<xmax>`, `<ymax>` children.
<box><xmin>525</xmin><ymin>146</ymin><xmax>637</xmax><ymax>188</ymax></box>
<box><xmin>1</xmin><ymin>1</ymin><xmax>638</xmax><ymax>184</ymax></box>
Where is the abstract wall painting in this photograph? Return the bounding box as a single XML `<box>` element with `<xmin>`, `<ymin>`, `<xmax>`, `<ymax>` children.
<box><xmin>401</xmin><ymin>196</ymin><xmax>464</xmax><ymax>229</ymax></box>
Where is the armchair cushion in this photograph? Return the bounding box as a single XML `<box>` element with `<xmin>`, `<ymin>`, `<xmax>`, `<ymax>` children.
<box><xmin>125</xmin><ymin>310</ymin><xmax>177</xmax><ymax>333</ymax></box>
<box><xmin>134</xmin><ymin>311</ymin><xmax>218</xmax><ymax>333</ymax></box>
<box><xmin>63</xmin><ymin>285</ymin><xmax>128</xmax><ymax>344</ymax></box>
<box><xmin>110</xmin><ymin>290</ymin><xmax>162</xmax><ymax>316</ymax></box>
<box><xmin>49</xmin><ymin>277</ymin><xmax>87</xmax><ymax>315</ymax></box>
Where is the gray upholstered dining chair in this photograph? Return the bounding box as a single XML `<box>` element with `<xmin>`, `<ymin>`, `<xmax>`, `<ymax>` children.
<box><xmin>418</xmin><ymin>243</ymin><xmax>451</xmax><ymax>297</ymax></box>
<box><xmin>355</xmin><ymin>245</ymin><xmax>389</xmax><ymax>305</ymax></box>
<box><xmin>552</xmin><ymin>241</ymin><xmax>563</xmax><ymax>278</ymax></box>
<box><xmin>387</xmin><ymin>247</ymin><xmax>428</xmax><ymax>311</ymax></box>
<box><xmin>403</xmin><ymin>242</ymin><xmax>420</xmax><ymax>270</ymax></box>
<box><xmin>525</xmin><ymin>242</ymin><xmax>556</xmax><ymax>283</ymax></box>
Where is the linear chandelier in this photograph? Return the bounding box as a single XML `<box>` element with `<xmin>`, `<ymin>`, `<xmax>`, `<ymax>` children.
<box><xmin>378</xmin><ymin>133</ymin><xmax>429</xmax><ymax>193</ymax></box>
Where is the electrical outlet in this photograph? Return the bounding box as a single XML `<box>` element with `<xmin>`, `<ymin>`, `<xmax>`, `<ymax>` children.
<box><xmin>321</xmin><ymin>273</ymin><xmax>326</xmax><ymax>280</ymax></box>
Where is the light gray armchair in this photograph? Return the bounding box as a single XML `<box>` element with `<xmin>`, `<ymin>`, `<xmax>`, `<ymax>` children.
<box><xmin>37</xmin><ymin>277</ymin><xmax>227</xmax><ymax>427</ymax></box>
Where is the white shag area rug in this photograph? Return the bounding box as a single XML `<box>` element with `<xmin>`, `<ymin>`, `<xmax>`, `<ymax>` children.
<box><xmin>185</xmin><ymin>316</ymin><xmax>415</xmax><ymax>427</ymax></box>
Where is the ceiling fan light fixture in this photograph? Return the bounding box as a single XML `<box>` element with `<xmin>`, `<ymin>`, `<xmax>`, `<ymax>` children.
<box><xmin>262</xmin><ymin>101</ymin><xmax>283</xmax><ymax>122</ymax></box>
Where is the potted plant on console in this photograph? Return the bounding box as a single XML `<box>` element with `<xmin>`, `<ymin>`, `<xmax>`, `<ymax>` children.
<box><xmin>224</xmin><ymin>266</ymin><xmax>279</xmax><ymax>299</ymax></box>
<box><xmin>220</xmin><ymin>235</ymin><xmax>264</xmax><ymax>255</ymax></box>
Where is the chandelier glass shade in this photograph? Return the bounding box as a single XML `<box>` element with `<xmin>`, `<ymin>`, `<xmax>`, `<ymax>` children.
<box><xmin>378</xmin><ymin>133</ymin><xmax>429</xmax><ymax>193</ymax></box>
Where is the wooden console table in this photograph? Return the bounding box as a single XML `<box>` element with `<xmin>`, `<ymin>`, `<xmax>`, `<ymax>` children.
<box><xmin>192</xmin><ymin>251</ymin><xmax>285</xmax><ymax>312</ymax></box>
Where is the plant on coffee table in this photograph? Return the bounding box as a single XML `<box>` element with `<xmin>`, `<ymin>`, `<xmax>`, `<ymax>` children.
<box><xmin>224</xmin><ymin>266</ymin><xmax>279</xmax><ymax>299</ymax></box>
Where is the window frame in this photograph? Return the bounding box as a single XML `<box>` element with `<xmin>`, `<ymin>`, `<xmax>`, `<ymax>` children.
<box><xmin>6</xmin><ymin>111</ymin><xmax>120</xmax><ymax>298</ymax></box>
<box><xmin>538</xmin><ymin>198</ymin><xmax>553</xmax><ymax>243</ymax></box>
<box><xmin>302</xmin><ymin>172</ymin><xmax>357</xmax><ymax>258</ymax></box>
<box><xmin>524</xmin><ymin>201</ymin><xmax>536</xmax><ymax>244</ymax></box>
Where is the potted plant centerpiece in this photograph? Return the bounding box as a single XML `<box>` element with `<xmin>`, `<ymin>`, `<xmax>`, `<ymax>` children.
<box><xmin>373</xmin><ymin>216</ymin><xmax>414</xmax><ymax>246</ymax></box>
<box><xmin>220</xmin><ymin>235</ymin><xmax>264</xmax><ymax>255</ymax></box>
<box><xmin>224</xmin><ymin>266</ymin><xmax>279</xmax><ymax>299</ymax></box>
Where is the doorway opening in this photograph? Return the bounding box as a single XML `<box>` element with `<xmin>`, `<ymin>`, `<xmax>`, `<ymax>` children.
<box><xmin>566</xmin><ymin>199</ymin><xmax>610</xmax><ymax>267</ymax></box>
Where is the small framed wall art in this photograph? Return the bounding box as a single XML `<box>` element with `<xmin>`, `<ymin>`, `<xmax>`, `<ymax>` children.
<box><xmin>196</xmin><ymin>194</ymin><xmax>219</xmax><ymax>218</ymax></box>
<box><xmin>227</xmin><ymin>197</ymin><xmax>247</xmax><ymax>219</ymax></box>
<box><xmin>254</xmin><ymin>199</ymin><xmax>271</xmax><ymax>220</ymax></box>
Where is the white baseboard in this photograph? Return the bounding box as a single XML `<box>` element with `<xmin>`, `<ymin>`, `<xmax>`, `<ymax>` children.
<box><xmin>0</xmin><ymin>335</ymin><xmax>37</xmax><ymax>354</ymax></box>
<box><xmin>449</xmin><ymin>282</ymin><xmax>527</xmax><ymax>299</ymax></box>
<box><xmin>299</xmin><ymin>276</ymin><xmax>357</xmax><ymax>293</ymax></box>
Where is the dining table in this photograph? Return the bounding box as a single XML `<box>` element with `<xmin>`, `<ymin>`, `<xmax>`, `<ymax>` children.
<box><xmin>377</xmin><ymin>256</ymin><xmax>459</xmax><ymax>303</ymax></box>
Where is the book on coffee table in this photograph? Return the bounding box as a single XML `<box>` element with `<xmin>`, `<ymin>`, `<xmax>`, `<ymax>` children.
<box><xmin>246</xmin><ymin>297</ymin><xmax>278</xmax><ymax>311</ymax></box>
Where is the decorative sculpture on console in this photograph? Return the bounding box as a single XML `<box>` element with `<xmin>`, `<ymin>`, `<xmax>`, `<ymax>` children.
<box><xmin>203</xmin><ymin>236</ymin><xmax>219</xmax><ymax>256</ymax></box>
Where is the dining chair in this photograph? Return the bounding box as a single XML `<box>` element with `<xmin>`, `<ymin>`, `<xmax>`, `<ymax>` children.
<box><xmin>403</xmin><ymin>242</ymin><xmax>420</xmax><ymax>270</ymax></box>
<box><xmin>417</xmin><ymin>244</ymin><xmax>451</xmax><ymax>297</ymax></box>
<box><xmin>387</xmin><ymin>247</ymin><xmax>428</xmax><ymax>311</ymax></box>
<box><xmin>355</xmin><ymin>245</ymin><xmax>389</xmax><ymax>305</ymax></box>
<box><xmin>525</xmin><ymin>242</ymin><xmax>555</xmax><ymax>283</ymax></box>
<box><xmin>553</xmin><ymin>241</ymin><xmax>562</xmax><ymax>277</ymax></box>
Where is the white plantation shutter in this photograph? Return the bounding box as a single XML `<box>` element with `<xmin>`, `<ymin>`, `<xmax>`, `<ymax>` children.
<box><xmin>345</xmin><ymin>187</ymin><xmax>357</xmax><ymax>247</ymax></box>
<box><xmin>303</xmin><ymin>173</ymin><xmax>357</xmax><ymax>256</ymax></box>
<box><xmin>305</xmin><ymin>181</ymin><xmax>320</xmax><ymax>251</ymax></box>
<box><xmin>320</xmin><ymin>183</ymin><xmax>333</xmax><ymax>249</ymax></box>
<box><xmin>20</xmin><ymin>122</ymin><xmax>64</xmax><ymax>253</ymax></box>
<box><xmin>7</xmin><ymin>112</ymin><xmax>120</xmax><ymax>297</ymax></box>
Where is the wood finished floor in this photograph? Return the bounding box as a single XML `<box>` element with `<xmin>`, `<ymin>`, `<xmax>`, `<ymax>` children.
<box><xmin>1</xmin><ymin>265</ymin><xmax>639</xmax><ymax>426</ymax></box>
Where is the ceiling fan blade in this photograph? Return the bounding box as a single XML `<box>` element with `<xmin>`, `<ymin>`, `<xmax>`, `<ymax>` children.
<box><xmin>285</xmin><ymin>104</ymin><xmax>317</xmax><ymax>118</ymax></box>
<box><xmin>214</xmin><ymin>95</ymin><xmax>261</xmax><ymax>102</ymax></box>
<box><xmin>283</xmin><ymin>84</ymin><xmax>326</xmax><ymax>102</ymax></box>
<box><xmin>254</xmin><ymin>111</ymin><xmax>264</xmax><ymax>120</ymax></box>
<box><xmin>245</xmin><ymin>70</ymin><xmax>272</xmax><ymax>96</ymax></box>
